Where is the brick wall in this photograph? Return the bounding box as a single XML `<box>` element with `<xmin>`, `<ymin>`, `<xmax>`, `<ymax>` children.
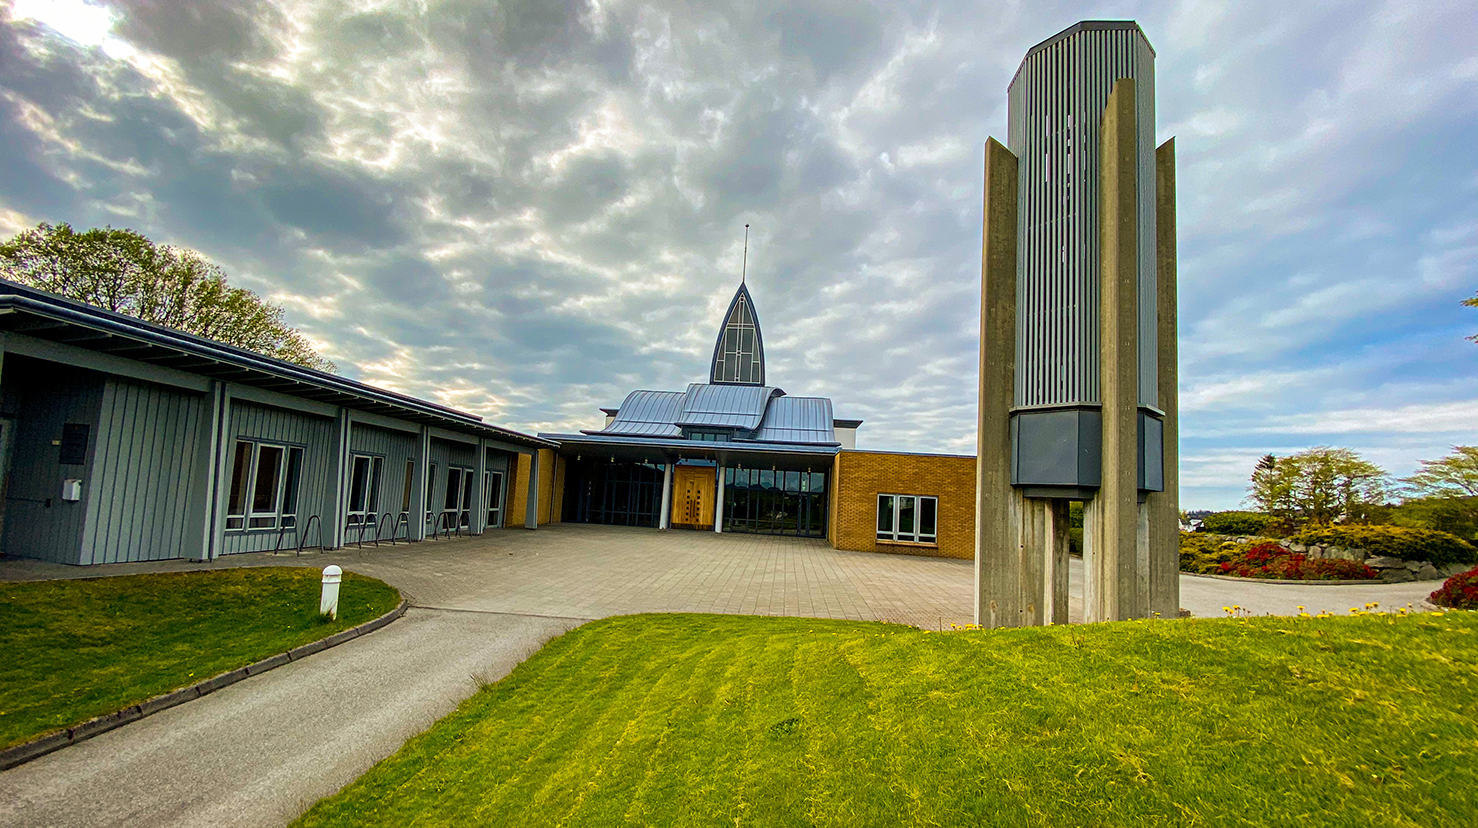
<box><xmin>830</xmin><ymin>449</ymin><xmax>977</xmax><ymax>559</ymax></box>
<box><xmin>505</xmin><ymin>449</ymin><xmax>560</xmax><ymax>527</ymax></box>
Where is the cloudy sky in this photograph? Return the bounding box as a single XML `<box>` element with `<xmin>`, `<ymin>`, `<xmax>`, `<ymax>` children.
<box><xmin>2</xmin><ymin>0</ymin><xmax>1476</xmax><ymax>510</ymax></box>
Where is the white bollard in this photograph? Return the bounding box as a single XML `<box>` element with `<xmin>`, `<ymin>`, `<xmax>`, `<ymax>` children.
<box><xmin>320</xmin><ymin>565</ymin><xmax>342</xmax><ymax>620</ymax></box>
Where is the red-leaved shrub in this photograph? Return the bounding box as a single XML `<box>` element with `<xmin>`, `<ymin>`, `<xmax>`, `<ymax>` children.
<box><xmin>1216</xmin><ymin>541</ymin><xmax>1378</xmax><ymax>581</ymax></box>
<box><xmin>1430</xmin><ymin>567</ymin><xmax>1478</xmax><ymax>609</ymax></box>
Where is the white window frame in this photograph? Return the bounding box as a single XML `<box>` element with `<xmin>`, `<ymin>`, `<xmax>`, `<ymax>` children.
<box><xmin>442</xmin><ymin>466</ymin><xmax>472</xmax><ymax>530</ymax></box>
<box><xmin>484</xmin><ymin>469</ymin><xmax>505</xmax><ymax>528</ymax></box>
<box><xmin>226</xmin><ymin>440</ymin><xmax>304</xmax><ymax>532</ymax></box>
<box><xmin>876</xmin><ymin>493</ymin><xmax>938</xmax><ymax>544</ymax></box>
<box><xmin>345</xmin><ymin>453</ymin><xmax>384</xmax><ymax>533</ymax></box>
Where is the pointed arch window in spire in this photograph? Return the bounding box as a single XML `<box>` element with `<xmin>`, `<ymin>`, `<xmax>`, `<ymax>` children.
<box><xmin>712</xmin><ymin>290</ymin><xmax>764</xmax><ymax>385</ymax></box>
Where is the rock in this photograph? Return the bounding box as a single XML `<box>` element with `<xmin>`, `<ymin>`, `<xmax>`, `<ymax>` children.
<box><xmin>1442</xmin><ymin>562</ymin><xmax>1475</xmax><ymax>577</ymax></box>
<box><xmin>1289</xmin><ymin>543</ymin><xmax>1307</xmax><ymax>553</ymax></box>
<box><xmin>1307</xmin><ymin>546</ymin><xmax>1326</xmax><ymax>559</ymax></box>
<box><xmin>1404</xmin><ymin>560</ymin><xmax>1423</xmax><ymax>572</ymax></box>
<box><xmin>1416</xmin><ymin>563</ymin><xmax>1442</xmax><ymax>581</ymax></box>
<box><xmin>1327</xmin><ymin>546</ymin><xmax>1359</xmax><ymax>562</ymax></box>
<box><xmin>1381</xmin><ymin>568</ymin><xmax>1415</xmax><ymax>584</ymax></box>
<box><xmin>1366</xmin><ymin>556</ymin><xmax>1406</xmax><ymax>569</ymax></box>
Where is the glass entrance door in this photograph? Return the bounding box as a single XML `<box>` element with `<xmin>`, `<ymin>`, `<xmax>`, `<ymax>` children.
<box><xmin>485</xmin><ymin>470</ymin><xmax>504</xmax><ymax>528</ymax></box>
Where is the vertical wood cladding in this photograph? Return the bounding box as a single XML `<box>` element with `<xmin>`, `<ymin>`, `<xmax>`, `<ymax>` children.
<box><xmin>347</xmin><ymin>422</ymin><xmax>417</xmax><ymax>538</ymax></box>
<box><xmin>83</xmin><ymin>378</ymin><xmax>205</xmax><ymax>563</ymax></box>
<box><xmin>830</xmin><ymin>450</ymin><xmax>977</xmax><ymax>560</ymax></box>
<box><xmin>0</xmin><ymin>358</ymin><xmax>105</xmax><ymax>563</ymax></box>
<box><xmin>220</xmin><ymin>401</ymin><xmax>335</xmax><ymax>555</ymax></box>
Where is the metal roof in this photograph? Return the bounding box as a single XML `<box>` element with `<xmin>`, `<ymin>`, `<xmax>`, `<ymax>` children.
<box><xmin>592</xmin><ymin>389</ymin><xmax>684</xmax><ymax>437</ymax></box>
<box><xmin>746</xmin><ymin>396</ymin><xmax>836</xmax><ymax>445</ymax></box>
<box><xmin>0</xmin><ymin>279</ymin><xmax>556</xmax><ymax>449</ymax></box>
<box><xmin>674</xmin><ymin>383</ymin><xmax>781</xmax><ymax>430</ymax></box>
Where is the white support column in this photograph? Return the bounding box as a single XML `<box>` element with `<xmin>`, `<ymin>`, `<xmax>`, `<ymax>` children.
<box><xmin>328</xmin><ymin>409</ymin><xmax>350</xmax><ymax>550</ymax></box>
<box><xmin>188</xmin><ymin>381</ymin><xmax>225</xmax><ymax>561</ymax></box>
<box><xmin>713</xmin><ymin>462</ymin><xmax>725</xmax><ymax>533</ymax></box>
<box><xmin>658</xmin><ymin>460</ymin><xmax>673</xmax><ymax>529</ymax></box>
<box><xmin>207</xmin><ymin>388</ymin><xmax>235</xmax><ymax>560</ymax></box>
<box><xmin>472</xmin><ymin>437</ymin><xmax>487</xmax><ymax>534</ymax></box>
<box><xmin>410</xmin><ymin>426</ymin><xmax>430</xmax><ymax>541</ymax></box>
<box><xmin>524</xmin><ymin>450</ymin><xmax>540</xmax><ymax>529</ymax></box>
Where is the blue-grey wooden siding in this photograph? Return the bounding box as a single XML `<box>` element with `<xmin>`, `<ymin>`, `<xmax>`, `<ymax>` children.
<box><xmin>82</xmin><ymin>378</ymin><xmax>206</xmax><ymax>564</ymax></box>
<box><xmin>0</xmin><ymin>359</ymin><xmax>105</xmax><ymax>564</ymax></box>
<box><xmin>221</xmin><ymin>400</ymin><xmax>335</xmax><ymax>555</ymax></box>
<box><xmin>348</xmin><ymin>423</ymin><xmax>417</xmax><ymax>540</ymax></box>
<box><xmin>423</xmin><ymin>437</ymin><xmax>477</xmax><ymax>532</ymax></box>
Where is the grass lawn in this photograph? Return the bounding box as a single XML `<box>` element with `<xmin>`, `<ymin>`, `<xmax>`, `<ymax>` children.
<box><xmin>296</xmin><ymin>612</ymin><xmax>1478</xmax><ymax>827</ymax></box>
<box><xmin>0</xmin><ymin>567</ymin><xmax>400</xmax><ymax>749</ymax></box>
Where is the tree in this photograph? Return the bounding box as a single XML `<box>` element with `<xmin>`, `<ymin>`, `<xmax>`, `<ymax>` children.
<box><xmin>0</xmin><ymin>223</ymin><xmax>334</xmax><ymax>372</ymax></box>
<box><xmin>1244</xmin><ymin>447</ymin><xmax>1390</xmax><ymax>526</ymax></box>
<box><xmin>1400</xmin><ymin>446</ymin><xmax>1478</xmax><ymax>536</ymax></box>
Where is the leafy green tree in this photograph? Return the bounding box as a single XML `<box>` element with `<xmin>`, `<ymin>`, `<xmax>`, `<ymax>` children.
<box><xmin>1400</xmin><ymin>447</ymin><xmax>1478</xmax><ymax>537</ymax></box>
<box><xmin>0</xmin><ymin>223</ymin><xmax>334</xmax><ymax>372</ymax></box>
<box><xmin>1245</xmin><ymin>447</ymin><xmax>1389</xmax><ymax>526</ymax></box>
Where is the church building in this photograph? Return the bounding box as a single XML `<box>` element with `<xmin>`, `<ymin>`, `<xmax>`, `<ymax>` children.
<box><xmin>538</xmin><ymin>282</ymin><xmax>978</xmax><ymax>559</ymax></box>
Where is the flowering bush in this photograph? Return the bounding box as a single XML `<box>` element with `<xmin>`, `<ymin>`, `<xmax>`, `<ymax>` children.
<box><xmin>1216</xmin><ymin>542</ymin><xmax>1378</xmax><ymax>580</ymax></box>
<box><xmin>1181</xmin><ymin>536</ymin><xmax>1377</xmax><ymax>580</ymax></box>
<box><xmin>1430</xmin><ymin>567</ymin><xmax>1478</xmax><ymax>609</ymax></box>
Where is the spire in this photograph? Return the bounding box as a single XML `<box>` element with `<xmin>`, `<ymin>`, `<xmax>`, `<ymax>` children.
<box><xmin>741</xmin><ymin>223</ymin><xmax>749</xmax><ymax>284</ymax></box>
<box><xmin>710</xmin><ymin>281</ymin><xmax>766</xmax><ymax>386</ymax></box>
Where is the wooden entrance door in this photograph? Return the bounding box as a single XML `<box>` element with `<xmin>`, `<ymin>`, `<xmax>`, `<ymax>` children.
<box><xmin>671</xmin><ymin>465</ymin><xmax>716</xmax><ymax>530</ymax></box>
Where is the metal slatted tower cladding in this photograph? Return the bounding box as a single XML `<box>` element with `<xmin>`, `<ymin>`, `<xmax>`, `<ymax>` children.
<box><xmin>976</xmin><ymin>20</ymin><xmax>1180</xmax><ymax>626</ymax></box>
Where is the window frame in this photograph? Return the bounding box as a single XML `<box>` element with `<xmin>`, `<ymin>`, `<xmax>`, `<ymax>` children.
<box><xmin>876</xmin><ymin>493</ymin><xmax>938</xmax><ymax>545</ymax></box>
<box><xmin>485</xmin><ymin>469</ymin><xmax>505</xmax><ymax>528</ymax></box>
<box><xmin>226</xmin><ymin>439</ymin><xmax>306</xmax><ymax>532</ymax></box>
<box><xmin>345</xmin><ymin>453</ymin><xmax>385</xmax><ymax>532</ymax></box>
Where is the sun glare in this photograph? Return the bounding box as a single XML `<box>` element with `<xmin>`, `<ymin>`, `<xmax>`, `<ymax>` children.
<box><xmin>10</xmin><ymin>0</ymin><xmax>127</xmax><ymax>54</ymax></box>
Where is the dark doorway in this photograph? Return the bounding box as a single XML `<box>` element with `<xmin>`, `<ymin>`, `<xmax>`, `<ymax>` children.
<box><xmin>562</xmin><ymin>458</ymin><xmax>667</xmax><ymax>527</ymax></box>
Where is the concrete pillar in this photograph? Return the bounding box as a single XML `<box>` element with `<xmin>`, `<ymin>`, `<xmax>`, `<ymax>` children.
<box><xmin>523</xmin><ymin>450</ymin><xmax>540</xmax><ymax>529</ymax></box>
<box><xmin>659</xmin><ymin>461</ymin><xmax>673</xmax><ymax>529</ymax></box>
<box><xmin>410</xmin><ymin>426</ymin><xmax>429</xmax><ymax>541</ymax></box>
<box><xmin>974</xmin><ymin>138</ymin><xmax>1023</xmax><ymax>628</ymax></box>
<box><xmin>1149</xmin><ymin>138</ymin><xmax>1181</xmax><ymax>618</ymax></box>
<box><xmin>206</xmin><ymin>387</ymin><xmax>236</xmax><ymax>560</ymax></box>
<box><xmin>1087</xmin><ymin>78</ymin><xmax>1143</xmax><ymax>623</ymax></box>
<box><xmin>713</xmin><ymin>463</ymin><xmax>725</xmax><ymax>532</ymax></box>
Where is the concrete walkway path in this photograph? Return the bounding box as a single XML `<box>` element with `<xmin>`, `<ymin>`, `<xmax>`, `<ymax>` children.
<box><xmin>0</xmin><ymin>608</ymin><xmax>581</xmax><ymax>828</ymax></box>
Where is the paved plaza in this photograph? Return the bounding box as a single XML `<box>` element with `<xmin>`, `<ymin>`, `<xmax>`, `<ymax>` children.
<box><xmin>1</xmin><ymin>522</ymin><xmax>1441</xmax><ymax>626</ymax></box>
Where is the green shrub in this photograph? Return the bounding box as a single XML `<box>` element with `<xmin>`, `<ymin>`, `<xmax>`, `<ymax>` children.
<box><xmin>1179</xmin><ymin>532</ymin><xmax>1240</xmax><ymax>574</ymax></box>
<box><xmin>1430</xmin><ymin>567</ymin><xmax>1478</xmax><ymax>610</ymax></box>
<box><xmin>1199</xmin><ymin>511</ymin><xmax>1274</xmax><ymax>536</ymax></box>
<box><xmin>1291</xmin><ymin>525</ymin><xmax>1477</xmax><ymax>566</ymax></box>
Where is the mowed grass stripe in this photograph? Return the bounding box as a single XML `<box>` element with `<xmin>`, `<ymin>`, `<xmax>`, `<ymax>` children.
<box><xmin>293</xmin><ymin>613</ymin><xmax>1478</xmax><ymax>828</ymax></box>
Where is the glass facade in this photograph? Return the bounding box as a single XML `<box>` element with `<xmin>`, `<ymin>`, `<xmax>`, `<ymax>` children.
<box><xmin>713</xmin><ymin>294</ymin><xmax>763</xmax><ymax>384</ymax></box>
<box><xmin>723</xmin><ymin>468</ymin><xmax>827</xmax><ymax>537</ymax></box>
<box><xmin>564</xmin><ymin>458</ymin><xmax>668</xmax><ymax>527</ymax></box>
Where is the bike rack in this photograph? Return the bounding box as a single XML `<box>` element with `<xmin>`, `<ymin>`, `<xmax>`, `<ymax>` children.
<box><xmin>294</xmin><ymin>515</ymin><xmax>321</xmax><ymax>557</ymax></box>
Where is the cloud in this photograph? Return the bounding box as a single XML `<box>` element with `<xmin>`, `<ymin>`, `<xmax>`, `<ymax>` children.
<box><xmin>2</xmin><ymin>0</ymin><xmax>1476</xmax><ymax>512</ymax></box>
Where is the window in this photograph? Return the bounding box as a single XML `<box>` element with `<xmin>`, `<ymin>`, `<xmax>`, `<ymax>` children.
<box><xmin>424</xmin><ymin>463</ymin><xmax>437</xmax><ymax>525</ymax></box>
<box><xmin>876</xmin><ymin>494</ymin><xmax>937</xmax><ymax>544</ymax></box>
<box><xmin>685</xmin><ymin>430</ymin><xmax>730</xmax><ymax>442</ymax></box>
<box><xmin>400</xmin><ymin>460</ymin><xmax>414</xmax><ymax>513</ymax></box>
<box><xmin>346</xmin><ymin>454</ymin><xmax>384</xmax><ymax>532</ymax></box>
<box><xmin>485</xmin><ymin>470</ymin><xmax>504</xmax><ymax>528</ymax></box>
<box><xmin>442</xmin><ymin>466</ymin><xmax>471</xmax><ymax>529</ymax></box>
<box><xmin>226</xmin><ymin>440</ymin><xmax>304</xmax><ymax>531</ymax></box>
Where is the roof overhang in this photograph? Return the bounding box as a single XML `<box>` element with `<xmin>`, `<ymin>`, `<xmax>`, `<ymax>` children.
<box><xmin>539</xmin><ymin>432</ymin><xmax>839</xmax><ymax>471</ymax></box>
<box><xmin>0</xmin><ymin>281</ymin><xmax>556</xmax><ymax>450</ymax></box>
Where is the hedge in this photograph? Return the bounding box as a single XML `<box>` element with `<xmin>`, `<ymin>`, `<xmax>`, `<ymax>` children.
<box><xmin>1198</xmin><ymin>511</ymin><xmax>1275</xmax><ymax>536</ymax></box>
<box><xmin>1290</xmin><ymin>525</ymin><xmax>1478</xmax><ymax>567</ymax></box>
